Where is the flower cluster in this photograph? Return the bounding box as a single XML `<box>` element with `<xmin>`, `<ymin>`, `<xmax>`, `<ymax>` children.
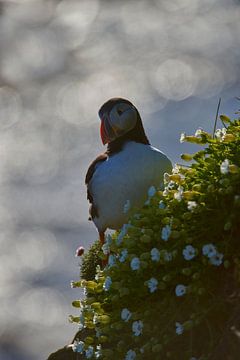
<box><xmin>70</xmin><ymin>114</ymin><xmax>240</xmax><ymax>359</ymax></box>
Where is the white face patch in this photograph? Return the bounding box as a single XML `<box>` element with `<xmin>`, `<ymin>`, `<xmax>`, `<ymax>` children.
<box><xmin>109</xmin><ymin>102</ymin><xmax>138</xmax><ymax>135</ymax></box>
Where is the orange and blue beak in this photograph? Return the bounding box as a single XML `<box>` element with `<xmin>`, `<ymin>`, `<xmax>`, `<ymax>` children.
<box><xmin>100</xmin><ymin>119</ymin><xmax>109</xmax><ymax>145</ymax></box>
<box><xmin>100</xmin><ymin>116</ymin><xmax>119</xmax><ymax>145</ymax></box>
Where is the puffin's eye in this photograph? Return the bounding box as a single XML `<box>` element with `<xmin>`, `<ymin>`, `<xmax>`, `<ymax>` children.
<box><xmin>117</xmin><ymin>109</ymin><xmax>123</xmax><ymax>116</ymax></box>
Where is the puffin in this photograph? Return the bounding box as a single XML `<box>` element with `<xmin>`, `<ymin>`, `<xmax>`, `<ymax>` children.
<box><xmin>85</xmin><ymin>98</ymin><xmax>172</xmax><ymax>245</ymax></box>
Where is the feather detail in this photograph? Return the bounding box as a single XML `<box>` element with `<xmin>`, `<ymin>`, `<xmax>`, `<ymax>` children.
<box><xmin>88</xmin><ymin>141</ymin><xmax>172</xmax><ymax>232</ymax></box>
<box><xmin>85</xmin><ymin>153</ymin><xmax>108</xmax><ymax>220</ymax></box>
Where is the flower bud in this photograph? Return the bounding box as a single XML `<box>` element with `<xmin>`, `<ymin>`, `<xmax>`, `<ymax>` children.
<box><xmin>192</xmin><ymin>184</ymin><xmax>201</xmax><ymax>191</ymax></box>
<box><xmin>181</xmin><ymin>153</ymin><xmax>193</xmax><ymax>161</ymax></box>
<box><xmin>84</xmin><ymin>336</ymin><xmax>94</xmax><ymax>344</ymax></box>
<box><xmin>192</xmin><ymin>272</ymin><xmax>200</xmax><ymax>280</ymax></box>
<box><xmin>75</xmin><ymin>246</ymin><xmax>85</xmax><ymax>257</ymax></box>
<box><xmin>99</xmin><ymin>315</ymin><xmax>111</xmax><ymax>325</ymax></box>
<box><xmin>169</xmin><ymin>174</ymin><xmax>184</xmax><ymax>183</ymax></box>
<box><xmin>99</xmin><ymin>335</ymin><xmax>108</xmax><ymax>343</ymax></box>
<box><xmin>184</xmin><ymin>136</ymin><xmax>206</xmax><ymax>144</ymax></box>
<box><xmin>183</xmin><ymin>191</ymin><xmax>199</xmax><ymax>200</ymax></box>
<box><xmin>182</xmin><ymin>268</ymin><xmax>192</xmax><ymax>276</ymax></box>
<box><xmin>72</xmin><ymin>300</ymin><xmax>81</xmax><ymax>308</ymax></box>
<box><xmin>220</xmin><ymin>114</ymin><xmax>231</xmax><ymax>123</ymax></box>
<box><xmin>162</xmin><ymin>274</ymin><xmax>171</xmax><ymax>282</ymax></box>
<box><xmin>229</xmin><ymin>164</ymin><xmax>239</xmax><ymax>173</ymax></box>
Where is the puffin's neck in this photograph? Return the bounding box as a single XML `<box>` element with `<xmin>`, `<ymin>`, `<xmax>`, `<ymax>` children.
<box><xmin>106</xmin><ymin>116</ymin><xmax>150</xmax><ymax>156</ymax></box>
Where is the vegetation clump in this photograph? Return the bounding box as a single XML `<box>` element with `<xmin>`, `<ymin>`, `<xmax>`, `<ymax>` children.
<box><xmin>70</xmin><ymin>113</ymin><xmax>240</xmax><ymax>359</ymax></box>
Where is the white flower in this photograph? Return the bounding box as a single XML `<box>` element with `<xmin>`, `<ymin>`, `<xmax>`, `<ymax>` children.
<box><xmin>168</xmin><ymin>180</ymin><xmax>176</xmax><ymax>189</ymax></box>
<box><xmin>151</xmin><ymin>248</ymin><xmax>160</xmax><ymax>262</ymax></box>
<box><xmin>202</xmin><ymin>244</ymin><xmax>217</xmax><ymax>258</ymax></box>
<box><xmin>119</xmin><ymin>249</ymin><xmax>128</xmax><ymax>263</ymax></box>
<box><xmin>164</xmin><ymin>251</ymin><xmax>173</xmax><ymax>262</ymax></box>
<box><xmin>132</xmin><ymin>320</ymin><xmax>143</xmax><ymax>336</ymax></box>
<box><xmin>78</xmin><ymin>323</ymin><xmax>84</xmax><ymax>331</ymax></box>
<box><xmin>93</xmin><ymin>314</ymin><xmax>99</xmax><ymax>325</ymax></box>
<box><xmin>130</xmin><ymin>257</ymin><xmax>140</xmax><ymax>271</ymax></box>
<box><xmin>164</xmin><ymin>173</ymin><xmax>170</xmax><ymax>183</ymax></box>
<box><xmin>159</xmin><ymin>200</ymin><xmax>165</xmax><ymax>209</ymax></box>
<box><xmin>121</xmin><ymin>308</ymin><xmax>132</xmax><ymax>322</ymax></box>
<box><xmin>125</xmin><ymin>349</ymin><xmax>136</xmax><ymax>360</ymax></box>
<box><xmin>94</xmin><ymin>266</ymin><xmax>101</xmax><ymax>281</ymax></box>
<box><xmin>95</xmin><ymin>329</ymin><xmax>101</xmax><ymax>338</ymax></box>
<box><xmin>102</xmin><ymin>243</ymin><xmax>110</xmax><ymax>255</ymax></box>
<box><xmin>103</xmin><ymin>276</ymin><xmax>112</xmax><ymax>291</ymax></box>
<box><xmin>105</xmin><ymin>234</ymin><xmax>112</xmax><ymax>245</ymax></box>
<box><xmin>209</xmin><ymin>252</ymin><xmax>224</xmax><ymax>266</ymax></box>
<box><xmin>174</xmin><ymin>186</ymin><xmax>183</xmax><ymax>201</ymax></box>
<box><xmin>175</xmin><ymin>284</ymin><xmax>187</xmax><ymax>297</ymax></box>
<box><xmin>183</xmin><ymin>245</ymin><xmax>196</xmax><ymax>260</ymax></box>
<box><xmin>148</xmin><ymin>185</ymin><xmax>156</xmax><ymax>197</ymax></box>
<box><xmin>117</xmin><ymin>224</ymin><xmax>131</xmax><ymax>245</ymax></box>
<box><xmin>172</xmin><ymin>163</ymin><xmax>180</xmax><ymax>174</ymax></box>
<box><xmin>195</xmin><ymin>128</ymin><xmax>203</xmax><ymax>137</ymax></box>
<box><xmin>215</xmin><ymin>128</ymin><xmax>227</xmax><ymax>140</ymax></box>
<box><xmin>85</xmin><ymin>346</ymin><xmax>94</xmax><ymax>359</ymax></box>
<box><xmin>190</xmin><ymin>357</ymin><xmax>198</xmax><ymax>360</ymax></box>
<box><xmin>79</xmin><ymin>310</ymin><xmax>85</xmax><ymax>325</ymax></box>
<box><xmin>161</xmin><ymin>225</ymin><xmax>171</xmax><ymax>241</ymax></box>
<box><xmin>72</xmin><ymin>340</ymin><xmax>85</xmax><ymax>353</ymax></box>
<box><xmin>187</xmin><ymin>201</ymin><xmax>197</xmax><ymax>211</ymax></box>
<box><xmin>180</xmin><ymin>132</ymin><xmax>186</xmax><ymax>143</ymax></box>
<box><xmin>163</xmin><ymin>188</ymin><xmax>169</xmax><ymax>196</ymax></box>
<box><xmin>123</xmin><ymin>199</ymin><xmax>131</xmax><ymax>214</ymax></box>
<box><xmin>95</xmin><ymin>345</ymin><xmax>102</xmax><ymax>359</ymax></box>
<box><xmin>220</xmin><ymin>159</ymin><xmax>230</xmax><ymax>174</ymax></box>
<box><xmin>147</xmin><ymin>278</ymin><xmax>158</xmax><ymax>293</ymax></box>
<box><xmin>108</xmin><ymin>254</ymin><xmax>116</xmax><ymax>268</ymax></box>
<box><xmin>175</xmin><ymin>322</ymin><xmax>184</xmax><ymax>335</ymax></box>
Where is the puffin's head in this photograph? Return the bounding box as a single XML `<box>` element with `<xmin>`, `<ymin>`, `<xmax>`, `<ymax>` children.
<box><xmin>98</xmin><ymin>98</ymin><xmax>139</xmax><ymax>145</ymax></box>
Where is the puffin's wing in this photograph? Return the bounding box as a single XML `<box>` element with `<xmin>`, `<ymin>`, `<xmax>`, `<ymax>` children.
<box><xmin>85</xmin><ymin>153</ymin><xmax>108</xmax><ymax>219</ymax></box>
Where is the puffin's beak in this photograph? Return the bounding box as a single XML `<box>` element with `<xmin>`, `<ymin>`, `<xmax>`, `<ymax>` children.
<box><xmin>100</xmin><ymin>119</ymin><xmax>109</xmax><ymax>145</ymax></box>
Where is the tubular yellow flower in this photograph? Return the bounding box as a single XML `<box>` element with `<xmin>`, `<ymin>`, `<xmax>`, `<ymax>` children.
<box><xmin>222</xmin><ymin>134</ymin><xmax>236</xmax><ymax>142</ymax></box>
<box><xmin>169</xmin><ymin>174</ymin><xmax>185</xmax><ymax>183</ymax></box>
<box><xmin>183</xmin><ymin>191</ymin><xmax>200</xmax><ymax>200</ymax></box>
<box><xmin>184</xmin><ymin>136</ymin><xmax>206</xmax><ymax>144</ymax></box>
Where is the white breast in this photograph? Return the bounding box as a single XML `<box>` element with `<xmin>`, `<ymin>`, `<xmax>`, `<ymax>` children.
<box><xmin>89</xmin><ymin>142</ymin><xmax>172</xmax><ymax>232</ymax></box>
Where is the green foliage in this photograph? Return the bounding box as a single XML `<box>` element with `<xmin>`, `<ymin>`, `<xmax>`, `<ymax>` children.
<box><xmin>80</xmin><ymin>241</ymin><xmax>102</xmax><ymax>281</ymax></box>
<box><xmin>71</xmin><ymin>115</ymin><xmax>240</xmax><ymax>359</ymax></box>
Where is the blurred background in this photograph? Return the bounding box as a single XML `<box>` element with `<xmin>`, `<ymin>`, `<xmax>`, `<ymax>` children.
<box><xmin>0</xmin><ymin>0</ymin><xmax>239</xmax><ymax>359</ymax></box>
